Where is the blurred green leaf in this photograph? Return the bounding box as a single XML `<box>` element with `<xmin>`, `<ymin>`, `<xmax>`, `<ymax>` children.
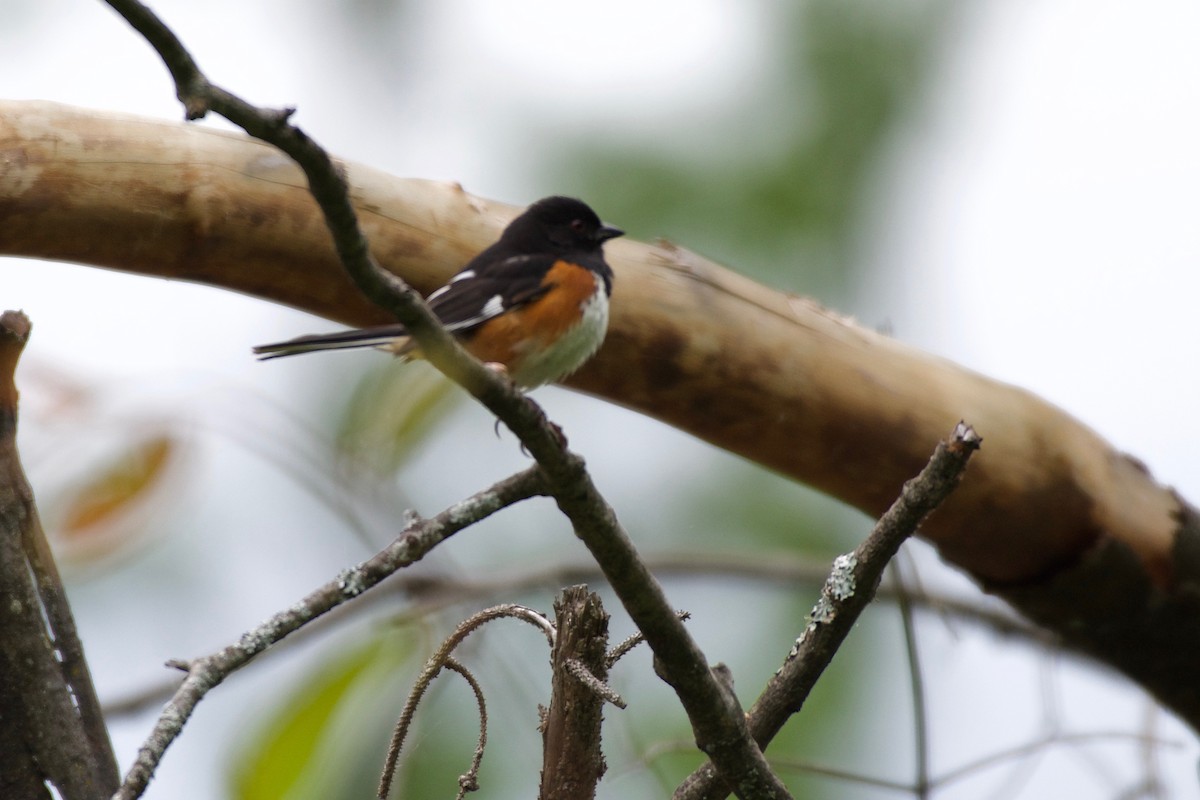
<box><xmin>335</xmin><ymin>363</ymin><xmax>459</xmax><ymax>476</ymax></box>
<box><xmin>230</xmin><ymin>633</ymin><xmax>415</xmax><ymax>800</ymax></box>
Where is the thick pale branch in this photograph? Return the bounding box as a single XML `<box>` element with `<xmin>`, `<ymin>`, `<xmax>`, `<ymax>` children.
<box><xmin>2</xmin><ymin>101</ymin><xmax>1197</xmax><ymax>730</ymax></box>
<box><xmin>0</xmin><ymin>100</ymin><xmax>1174</xmax><ymax>582</ymax></box>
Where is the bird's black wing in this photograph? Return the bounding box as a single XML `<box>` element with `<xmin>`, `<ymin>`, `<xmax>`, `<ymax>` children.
<box><xmin>429</xmin><ymin>254</ymin><xmax>556</xmax><ymax>334</ymax></box>
<box><xmin>253</xmin><ymin>254</ymin><xmax>557</xmax><ymax>359</ymax></box>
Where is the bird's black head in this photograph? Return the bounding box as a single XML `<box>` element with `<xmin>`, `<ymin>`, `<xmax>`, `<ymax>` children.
<box><xmin>503</xmin><ymin>196</ymin><xmax>623</xmax><ymax>254</ymax></box>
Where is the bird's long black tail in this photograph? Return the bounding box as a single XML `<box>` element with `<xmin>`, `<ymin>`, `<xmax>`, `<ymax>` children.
<box><xmin>253</xmin><ymin>324</ymin><xmax>410</xmax><ymax>360</ymax></box>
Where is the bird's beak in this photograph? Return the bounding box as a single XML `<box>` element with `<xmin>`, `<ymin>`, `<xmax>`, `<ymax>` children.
<box><xmin>597</xmin><ymin>224</ymin><xmax>624</xmax><ymax>243</ymax></box>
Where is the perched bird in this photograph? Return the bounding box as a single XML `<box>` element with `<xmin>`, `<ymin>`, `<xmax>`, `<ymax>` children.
<box><xmin>253</xmin><ymin>196</ymin><xmax>622</xmax><ymax>388</ymax></box>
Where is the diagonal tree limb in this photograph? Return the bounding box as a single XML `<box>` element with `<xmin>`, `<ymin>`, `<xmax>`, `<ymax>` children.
<box><xmin>100</xmin><ymin>2</ymin><xmax>793</xmax><ymax>797</ymax></box>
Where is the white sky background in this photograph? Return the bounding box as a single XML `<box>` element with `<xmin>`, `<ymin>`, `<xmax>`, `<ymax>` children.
<box><xmin>3</xmin><ymin>1</ymin><xmax>1199</xmax><ymax>798</ymax></box>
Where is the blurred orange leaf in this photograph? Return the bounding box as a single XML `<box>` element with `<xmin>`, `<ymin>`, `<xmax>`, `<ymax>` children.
<box><xmin>59</xmin><ymin>433</ymin><xmax>175</xmax><ymax>537</ymax></box>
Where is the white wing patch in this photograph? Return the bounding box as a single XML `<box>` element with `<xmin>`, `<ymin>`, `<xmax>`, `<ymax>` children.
<box><xmin>445</xmin><ymin>294</ymin><xmax>506</xmax><ymax>332</ymax></box>
<box><xmin>480</xmin><ymin>294</ymin><xmax>505</xmax><ymax>318</ymax></box>
<box><xmin>426</xmin><ymin>270</ymin><xmax>476</xmax><ymax>304</ymax></box>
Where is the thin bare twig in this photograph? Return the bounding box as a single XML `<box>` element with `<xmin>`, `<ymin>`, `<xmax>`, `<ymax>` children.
<box><xmin>606</xmin><ymin>611</ymin><xmax>691</xmax><ymax>668</ymax></box>
<box><xmin>102</xmin><ymin>0</ymin><xmax>505</xmax><ymax>400</ymax></box>
<box><xmin>397</xmin><ymin>558</ymin><xmax>1048</xmax><ymax>650</ymax></box>
<box><xmin>641</xmin><ymin>727</ymin><xmax>1181</xmax><ymax>798</ymax></box>
<box><xmin>100</xmin><ymin>553</ymin><xmax>1045</xmax><ymax>723</ymax></box>
<box><xmin>378</xmin><ymin>604</ymin><xmax>555</xmax><ymax>799</ymax></box>
<box><xmin>562</xmin><ymin>658</ymin><xmax>625</xmax><ymax>709</ymax></box>
<box><xmin>676</xmin><ymin>422</ymin><xmax>982</xmax><ymax>800</ymax></box>
<box><xmin>443</xmin><ymin>658</ymin><xmax>488</xmax><ymax>800</ymax></box>
<box><xmin>113</xmin><ymin>468</ymin><xmax>547</xmax><ymax>800</ymax></box>
<box><xmin>892</xmin><ymin>558</ymin><xmax>931</xmax><ymax>798</ymax></box>
<box><xmin>931</xmin><ymin>729</ymin><xmax>1184</xmax><ymax>792</ymax></box>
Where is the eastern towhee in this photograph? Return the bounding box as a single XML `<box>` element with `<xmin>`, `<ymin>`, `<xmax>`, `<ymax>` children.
<box><xmin>253</xmin><ymin>196</ymin><xmax>622</xmax><ymax>387</ymax></box>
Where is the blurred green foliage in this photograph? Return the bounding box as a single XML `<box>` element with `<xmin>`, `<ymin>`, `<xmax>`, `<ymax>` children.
<box><xmin>558</xmin><ymin>1</ymin><xmax>952</xmax><ymax>304</ymax></box>
<box><xmin>230</xmin><ymin>633</ymin><xmax>417</xmax><ymax>800</ymax></box>
<box><xmin>336</xmin><ymin>362</ymin><xmax>459</xmax><ymax>477</ymax></box>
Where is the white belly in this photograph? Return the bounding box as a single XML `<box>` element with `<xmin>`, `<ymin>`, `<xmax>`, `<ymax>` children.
<box><xmin>511</xmin><ymin>276</ymin><xmax>609</xmax><ymax>388</ymax></box>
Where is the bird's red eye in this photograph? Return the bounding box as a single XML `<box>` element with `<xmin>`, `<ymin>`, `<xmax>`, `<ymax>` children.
<box><xmin>570</xmin><ymin>219</ymin><xmax>586</xmax><ymax>233</ymax></box>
